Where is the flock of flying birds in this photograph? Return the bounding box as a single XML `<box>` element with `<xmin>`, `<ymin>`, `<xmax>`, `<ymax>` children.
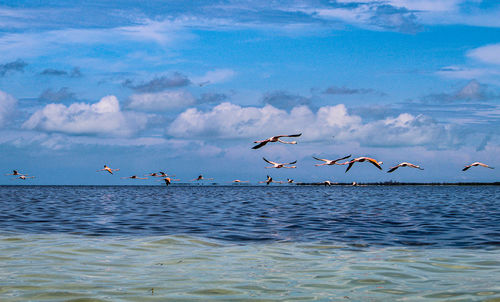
<box><xmin>5</xmin><ymin>133</ymin><xmax>495</xmax><ymax>186</ymax></box>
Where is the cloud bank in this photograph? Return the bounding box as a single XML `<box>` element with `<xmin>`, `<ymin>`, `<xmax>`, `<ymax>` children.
<box><xmin>167</xmin><ymin>102</ymin><xmax>458</xmax><ymax>148</ymax></box>
<box><xmin>23</xmin><ymin>95</ymin><xmax>148</xmax><ymax>137</ymax></box>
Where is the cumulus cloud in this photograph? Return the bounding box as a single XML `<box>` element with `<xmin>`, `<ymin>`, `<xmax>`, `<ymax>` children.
<box><xmin>167</xmin><ymin>102</ymin><xmax>458</xmax><ymax>148</ymax></box>
<box><xmin>122</xmin><ymin>72</ymin><xmax>191</xmax><ymax>92</ymax></box>
<box><xmin>467</xmin><ymin>43</ymin><xmax>500</xmax><ymax>65</ymax></box>
<box><xmin>128</xmin><ymin>90</ymin><xmax>196</xmax><ymax>111</ymax></box>
<box><xmin>0</xmin><ymin>59</ymin><xmax>27</xmax><ymax>76</ymax></box>
<box><xmin>23</xmin><ymin>95</ymin><xmax>148</xmax><ymax>137</ymax></box>
<box><xmin>38</xmin><ymin>87</ymin><xmax>76</xmax><ymax>102</ymax></box>
<box><xmin>0</xmin><ymin>90</ymin><xmax>17</xmax><ymax>127</ymax></box>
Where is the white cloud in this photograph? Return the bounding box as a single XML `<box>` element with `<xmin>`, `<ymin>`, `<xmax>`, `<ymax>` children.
<box><xmin>128</xmin><ymin>90</ymin><xmax>195</xmax><ymax>111</ymax></box>
<box><xmin>22</xmin><ymin>95</ymin><xmax>148</xmax><ymax>137</ymax></box>
<box><xmin>167</xmin><ymin>102</ymin><xmax>457</xmax><ymax>148</ymax></box>
<box><xmin>192</xmin><ymin>69</ymin><xmax>236</xmax><ymax>86</ymax></box>
<box><xmin>467</xmin><ymin>43</ymin><xmax>500</xmax><ymax>65</ymax></box>
<box><xmin>0</xmin><ymin>90</ymin><xmax>17</xmax><ymax>127</ymax></box>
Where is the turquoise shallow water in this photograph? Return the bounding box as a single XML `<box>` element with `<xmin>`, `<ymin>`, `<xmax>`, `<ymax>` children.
<box><xmin>1</xmin><ymin>233</ymin><xmax>500</xmax><ymax>301</ymax></box>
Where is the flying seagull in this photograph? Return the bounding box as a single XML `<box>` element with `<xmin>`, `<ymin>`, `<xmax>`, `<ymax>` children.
<box><xmin>387</xmin><ymin>162</ymin><xmax>424</xmax><ymax>173</ymax></box>
<box><xmin>252</xmin><ymin>133</ymin><xmax>302</xmax><ymax>149</ymax></box>
<box><xmin>345</xmin><ymin>157</ymin><xmax>383</xmax><ymax>173</ymax></box>
<box><xmin>263</xmin><ymin>157</ymin><xmax>297</xmax><ymax>169</ymax></box>
<box><xmin>313</xmin><ymin>154</ymin><xmax>351</xmax><ymax>166</ymax></box>
<box><xmin>462</xmin><ymin>162</ymin><xmax>494</xmax><ymax>171</ymax></box>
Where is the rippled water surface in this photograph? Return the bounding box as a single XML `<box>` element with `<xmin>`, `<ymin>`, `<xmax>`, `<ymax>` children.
<box><xmin>1</xmin><ymin>185</ymin><xmax>500</xmax><ymax>301</ymax></box>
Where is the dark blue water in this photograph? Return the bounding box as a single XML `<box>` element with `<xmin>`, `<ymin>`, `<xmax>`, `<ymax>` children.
<box><xmin>1</xmin><ymin>185</ymin><xmax>499</xmax><ymax>247</ymax></box>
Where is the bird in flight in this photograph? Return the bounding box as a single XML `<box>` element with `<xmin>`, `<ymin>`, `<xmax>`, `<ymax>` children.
<box><xmin>16</xmin><ymin>175</ymin><xmax>35</xmax><ymax>180</ymax></box>
<box><xmin>387</xmin><ymin>162</ymin><xmax>424</xmax><ymax>173</ymax></box>
<box><xmin>121</xmin><ymin>175</ymin><xmax>148</xmax><ymax>179</ymax></box>
<box><xmin>258</xmin><ymin>175</ymin><xmax>275</xmax><ymax>185</ymax></box>
<box><xmin>191</xmin><ymin>174</ymin><xmax>214</xmax><ymax>181</ymax></box>
<box><xmin>287</xmin><ymin>178</ymin><xmax>294</xmax><ymax>183</ymax></box>
<box><xmin>158</xmin><ymin>171</ymin><xmax>176</xmax><ymax>177</ymax></box>
<box><xmin>161</xmin><ymin>177</ymin><xmax>180</xmax><ymax>186</ymax></box>
<box><xmin>97</xmin><ymin>165</ymin><xmax>119</xmax><ymax>174</ymax></box>
<box><xmin>232</xmin><ymin>179</ymin><xmax>250</xmax><ymax>183</ymax></box>
<box><xmin>313</xmin><ymin>154</ymin><xmax>351</xmax><ymax>166</ymax></box>
<box><xmin>252</xmin><ymin>133</ymin><xmax>302</xmax><ymax>149</ymax></box>
<box><xmin>263</xmin><ymin>157</ymin><xmax>297</xmax><ymax>169</ymax></box>
<box><xmin>345</xmin><ymin>157</ymin><xmax>383</xmax><ymax>172</ymax></box>
<box><xmin>6</xmin><ymin>170</ymin><xmax>26</xmax><ymax>176</ymax></box>
<box><xmin>462</xmin><ymin>162</ymin><xmax>494</xmax><ymax>171</ymax></box>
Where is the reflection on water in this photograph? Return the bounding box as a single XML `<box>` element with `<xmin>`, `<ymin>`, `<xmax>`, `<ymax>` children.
<box><xmin>1</xmin><ymin>234</ymin><xmax>500</xmax><ymax>301</ymax></box>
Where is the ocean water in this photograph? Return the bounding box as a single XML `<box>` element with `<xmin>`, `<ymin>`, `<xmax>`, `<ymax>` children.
<box><xmin>1</xmin><ymin>185</ymin><xmax>499</xmax><ymax>301</ymax></box>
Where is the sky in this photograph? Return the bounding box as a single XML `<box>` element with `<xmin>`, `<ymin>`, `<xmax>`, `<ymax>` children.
<box><xmin>0</xmin><ymin>0</ymin><xmax>499</xmax><ymax>185</ymax></box>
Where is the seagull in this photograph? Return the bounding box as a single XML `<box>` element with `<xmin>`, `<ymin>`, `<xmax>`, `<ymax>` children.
<box><xmin>252</xmin><ymin>133</ymin><xmax>302</xmax><ymax>149</ymax></box>
<box><xmin>258</xmin><ymin>175</ymin><xmax>275</xmax><ymax>185</ymax></box>
<box><xmin>345</xmin><ymin>157</ymin><xmax>383</xmax><ymax>173</ymax></box>
<box><xmin>263</xmin><ymin>157</ymin><xmax>297</xmax><ymax>169</ymax></box>
<box><xmin>191</xmin><ymin>174</ymin><xmax>214</xmax><ymax>181</ymax></box>
<box><xmin>313</xmin><ymin>154</ymin><xmax>351</xmax><ymax>166</ymax></box>
<box><xmin>97</xmin><ymin>165</ymin><xmax>119</xmax><ymax>175</ymax></box>
<box><xmin>387</xmin><ymin>162</ymin><xmax>424</xmax><ymax>173</ymax></box>
<box><xmin>5</xmin><ymin>170</ymin><xmax>26</xmax><ymax>176</ymax></box>
<box><xmin>462</xmin><ymin>162</ymin><xmax>494</xmax><ymax>171</ymax></box>
<box><xmin>16</xmin><ymin>175</ymin><xmax>35</xmax><ymax>180</ymax></box>
<box><xmin>121</xmin><ymin>175</ymin><xmax>148</xmax><ymax>179</ymax></box>
<box><xmin>161</xmin><ymin>177</ymin><xmax>180</xmax><ymax>186</ymax></box>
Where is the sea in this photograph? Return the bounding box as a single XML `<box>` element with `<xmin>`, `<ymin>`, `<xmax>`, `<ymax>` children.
<box><xmin>1</xmin><ymin>185</ymin><xmax>499</xmax><ymax>301</ymax></box>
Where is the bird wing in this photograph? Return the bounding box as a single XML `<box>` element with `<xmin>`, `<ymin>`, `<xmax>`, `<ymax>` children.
<box><xmin>367</xmin><ymin>158</ymin><xmax>383</xmax><ymax>170</ymax></box>
<box><xmin>407</xmin><ymin>163</ymin><xmax>423</xmax><ymax>170</ymax></box>
<box><xmin>252</xmin><ymin>141</ymin><xmax>268</xmax><ymax>149</ymax></box>
<box><xmin>345</xmin><ymin>161</ymin><xmax>355</xmax><ymax>173</ymax></box>
<box><xmin>335</xmin><ymin>154</ymin><xmax>351</xmax><ymax>162</ymax></box>
<box><xmin>313</xmin><ymin>156</ymin><xmax>329</xmax><ymax>162</ymax></box>
<box><xmin>286</xmin><ymin>160</ymin><xmax>297</xmax><ymax>165</ymax></box>
<box><xmin>477</xmin><ymin>162</ymin><xmax>493</xmax><ymax>168</ymax></box>
<box><xmin>276</xmin><ymin>133</ymin><xmax>302</xmax><ymax>138</ymax></box>
<box><xmin>462</xmin><ymin>165</ymin><xmax>471</xmax><ymax>171</ymax></box>
<box><xmin>263</xmin><ymin>157</ymin><xmax>277</xmax><ymax>165</ymax></box>
<box><xmin>387</xmin><ymin>166</ymin><xmax>399</xmax><ymax>173</ymax></box>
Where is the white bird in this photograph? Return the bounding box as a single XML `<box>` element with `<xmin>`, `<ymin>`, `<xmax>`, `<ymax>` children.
<box><xmin>263</xmin><ymin>157</ymin><xmax>297</xmax><ymax>169</ymax></box>
<box><xmin>313</xmin><ymin>154</ymin><xmax>351</xmax><ymax>166</ymax></box>
<box><xmin>252</xmin><ymin>133</ymin><xmax>302</xmax><ymax>149</ymax></box>
<box><xmin>323</xmin><ymin>180</ymin><xmax>333</xmax><ymax>186</ymax></box>
<box><xmin>191</xmin><ymin>174</ymin><xmax>214</xmax><ymax>181</ymax></box>
<box><xmin>97</xmin><ymin>165</ymin><xmax>119</xmax><ymax>175</ymax></box>
<box><xmin>462</xmin><ymin>162</ymin><xmax>494</xmax><ymax>171</ymax></box>
<box><xmin>387</xmin><ymin>162</ymin><xmax>424</xmax><ymax>173</ymax></box>
<box><xmin>345</xmin><ymin>157</ymin><xmax>383</xmax><ymax>172</ymax></box>
<box><xmin>121</xmin><ymin>175</ymin><xmax>148</xmax><ymax>179</ymax></box>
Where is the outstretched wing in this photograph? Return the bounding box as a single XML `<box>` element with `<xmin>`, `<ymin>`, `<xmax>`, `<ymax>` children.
<box><xmin>345</xmin><ymin>161</ymin><xmax>354</xmax><ymax>173</ymax></box>
<box><xmin>252</xmin><ymin>141</ymin><xmax>268</xmax><ymax>149</ymax></box>
<box><xmin>286</xmin><ymin>160</ymin><xmax>297</xmax><ymax>165</ymax></box>
<box><xmin>276</xmin><ymin>133</ymin><xmax>302</xmax><ymax>138</ymax></box>
<box><xmin>387</xmin><ymin>166</ymin><xmax>399</xmax><ymax>173</ymax></box>
<box><xmin>462</xmin><ymin>165</ymin><xmax>471</xmax><ymax>171</ymax></box>
<box><xmin>368</xmin><ymin>159</ymin><xmax>382</xmax><ymax>170</ymax></box>
<box><xmin>335</xmin><ymin>154</ymin><xmax>351</xmax><ymax>162</ymax></box>
<box><xmin>313</xmin><ymin>156</ymin><xmax>329</xmax><ymax>162</ymax></box>
<box><xmin>263</xmin><ymin>157</ymin><xmax>277</xmax><ymax>165</ymax></box>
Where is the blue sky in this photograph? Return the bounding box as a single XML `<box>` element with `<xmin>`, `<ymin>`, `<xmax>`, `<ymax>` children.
<box><xmin>0</xmin><ymin>0</ymin><xmax>499</xmax><ymax>184</ymax></box>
